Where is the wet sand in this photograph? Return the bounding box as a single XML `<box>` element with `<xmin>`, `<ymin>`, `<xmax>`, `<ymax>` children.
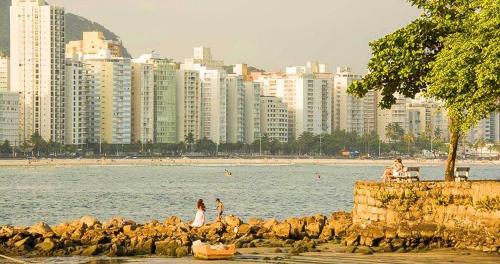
<box><xmin>5</xmin><ymin>245</ymin><xmax>499</xmax><ymax>264</ymax></box>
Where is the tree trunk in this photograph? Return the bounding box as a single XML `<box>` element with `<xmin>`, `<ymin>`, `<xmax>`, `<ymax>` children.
<box><xmin>444</xmin><ymin>129</ymin><xmax>460</xmax><ymax>181</ymax></box>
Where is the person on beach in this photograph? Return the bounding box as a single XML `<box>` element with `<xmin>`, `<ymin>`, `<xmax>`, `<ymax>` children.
<box><xmin>392</xmin><ymin>158</ymin><xmax>406</xmax><ymax>176</ymax></box>
<box><xmin>216</xmin><ymin>198</ymin><xmax>224</xmax><ymax>221</ymax></box>
<box><xmin>191</xmin><ymin>199</ymin><xmax>206</xmax><ymax>228</ymax></box>
<box><xmin>382</xmin><ymin>166</ymin><xmax>394</xmax><ymax>182</ymax></box>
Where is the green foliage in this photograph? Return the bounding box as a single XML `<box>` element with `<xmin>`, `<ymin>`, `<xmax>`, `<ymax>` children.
<box><xmin>0</xmin><ymin>140</ymin><xmax>12</xmax><ymax>154</ymax></box>
<box><xmin>426</xmin><ymin>0</ymin><xmax>500</xmax><ymax>132</ymax></box>
<box><xmin>386</xmin><ymin>123</ymin><xmax>405</xmax><ymax>142</ymax></box>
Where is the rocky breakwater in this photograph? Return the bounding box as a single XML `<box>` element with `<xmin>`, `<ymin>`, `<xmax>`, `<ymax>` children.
<box><xmin>346</xmin><ymin>180</ymin><xmax>500</xmax><ymax>253</ymax></box>
<box><xmin>0</xmin><ymin>212</ymin><xmax>353</xmax><ymax>258</ymax></box>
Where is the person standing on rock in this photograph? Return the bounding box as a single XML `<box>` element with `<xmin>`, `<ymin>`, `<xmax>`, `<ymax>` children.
<box><xmin>216</xmin><ymin>198</ymin><xmax>224</xmax><ymax>221</ymax></box>
<box><xmin>191</xmin><ymin>199</ymin><xmax>206</xmax><ymax>228</ymax></box>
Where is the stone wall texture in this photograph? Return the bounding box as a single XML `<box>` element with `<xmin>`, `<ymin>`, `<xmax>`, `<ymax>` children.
<box><xmin>350</xmin><ymin>180</ymin><xmax>500</xmax><ymax>252</ymax></box>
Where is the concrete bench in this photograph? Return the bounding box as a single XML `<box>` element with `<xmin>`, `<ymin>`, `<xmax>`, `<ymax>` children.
<box><xmin>455</xmin><ymin>167</ymin><xmax>470</xmax><ymax>182</ymax></box>
<box><xmin>395</xmin><ymin>167</ymin><xmax>420</xmax><ymax>182</ymax></box>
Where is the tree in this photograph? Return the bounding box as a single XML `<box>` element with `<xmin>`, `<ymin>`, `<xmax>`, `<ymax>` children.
<box><xmin>385</xmin><ymin>123</ymin><xmax>405</xmax><ymax>143</ymax></box>
<box><xmin>403</xmin><ymin>133</ymin><xmax>415</xmax><ymax>155</ymax></box>
<box><xmin>349</xmin><ymin>0</ymin><xmax>500</xmax><ymax>181</ymax></box>
<box><xmin>0</xmin><ymin>140</ymin><xmax>12</xmax><ymax>154</ymax></box>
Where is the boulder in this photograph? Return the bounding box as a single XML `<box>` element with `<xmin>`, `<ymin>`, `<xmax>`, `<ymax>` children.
<box><xmin>14</xmin><ymin>237</ymin><xmax>31</xmax><ymax>249</ymax></box>
<box><xmin>355</xmin><ymin>245</ymin><xmax>374</xmax><ymax>254</ymax></box>
<box><xmin>103</xmin><ymin>217</ymin><xmax>125</xmax><ymax>229</ymax></box>
<box><xmin>80</xmin><ymin>216</ymin><xmax>100</xmax><ymax>228</ymax></box>
<box><xmin>52</xmin><ymin>223</ymin><xmax>71</xmax><ymax>237</ymax></box>
<box><xmin>272</xmin><ymin>223</ymin><xmax>291</xmax><ymax>239</ymax></box>
<box><xmin>236</xmin><ymin>224</ymin><xmax>252</xmax><ymax>236</ymax></box>
<box><xmin>155</xmin><ymin>240</ymin><xmax>178</xmax><ymax>256</ymax></box>
<box><xmin>248</xmin><ymin>218</ymin><xmax>263</xmax><ymax>227</ymax></box>
<box><xmin>29</xmin><ymin>222</ymin><xmax>54</xmax><ymax>236</ymax></box>
<box><xmin>286</xmin><ymin>218</ymin><xmax>304</xmax><ymax>239</ymax></box>
<box><xmin>263</xmin><ymin>219</ymin><xmax>278</xmax><ymax>230</ymax></box>
<box><xmin>82</xmin><ymin>245</ymin><xmax>98</xmax><ymax>256</ymax></box>
<box><xmin>35</xmin><ymin>238</ymin><xmax>57</xmax><ymax>252</ymax></box>
<box><xmin>305</xmin><ymin>222</ymin><xmax>321</xmax><ymax>238</ymax></box>
<box><xmin>164</xmin><ymin>216</ymin><xmax>182</xmax><ymax>226</ymax></box>
<box><xmin>345</xmin><ymin>233</ymin><xmax>359</xmax><ymax>246</ymax></box>
<box><xmin>123</xmin><ymin>225</ymin><xmax>136</xmax><ymax>237</ymax></box>
<box><xmin>224</xmin><ymin>215</ymin><xmax>242</xmax><ymax>228</ymax></box>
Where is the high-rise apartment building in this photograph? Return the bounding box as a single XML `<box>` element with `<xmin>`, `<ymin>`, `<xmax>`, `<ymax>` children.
<box><xmin>0</xmin><ymin>56</ymin><xmax>9</xmax><ymax>91</ymax></box>
<box><xmin>244</xmin><ymin>81</ymin><xmax>261</xmax><ymax>144</ymax></box>
<box><xmin>467</xmin><ymin>111</ymin><xmax>500</xmax><ymax>143</ymax></box>
<box><xmin>275</xmin><ymin>62</ymin><xmax>332</xmax><ymax>139</ymax></box>
<box><xmin>133</xmin><ymin>53</ymin><xmax>178</xmax><ymax>144</ymax></box>
<box><xmin>10</xmin><ymin>0</ymin><xmax>66</xmax><ymax>143</ymax></box>
<box><xmin>260</xmin><ymin>96</ymin><xmax>288</xmax><ymax>143</ymax></box>
<box><xmin>332</xmin><ymin>67</ymin><xmax>376</xmax><ymax>135</ymax></box>
<box><xmin>226</xmin><ymin>74</ymin><xmax>245</xmax><ymax>143</ymax></box>
<box><xmin>181</xmin><ymin>48</ymin><xmax>227</xmax><ymax>143</ymax></box>
<box><xmin>176</xmin><ymin>69</ymin><xmax>201</xmax><ymax>143</ymax></box>
<box><xmin>131</xmin><ymin>61</ymin><xmax>155</xmax><ymax>143</ymax></box>
<box><xmin>85</xmin><ymin>58</ymin><xmax>132</xmax><ymax>144</ymax></box>
<box><xmin>0</xmin><ymin>91</ymin><xmax>20</xmax><ymax>145</ymax></box>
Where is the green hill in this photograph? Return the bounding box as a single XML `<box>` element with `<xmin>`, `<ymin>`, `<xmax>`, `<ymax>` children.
<box><xmin>0</xmin><ymin>0</ymin><xmax>131</xmax><ymax>57</ymax></box>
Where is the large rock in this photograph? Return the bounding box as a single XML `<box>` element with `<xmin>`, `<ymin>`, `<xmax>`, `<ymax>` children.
<box><xmin>164</xmin><ymin>216</ymin><xmax>182</xmax><ymax>226</ymax></box>
<box><xmin>286</xmin><ymin>218</ymin><xmax>304</xmax><ymax>239</ymax></box>
<box><xmin>224</xmin><ymin>215</ymin><xmax>242</xmax><ymax>228</ymax></box>
<box><xmin>272</xmin><ymin>222</ymin><xmax>291</xmax><ymax>239</ymax></box>
<box><xmin>155</xmin><ymin>240</ymin><xmax>179</xmax><ymax>256</ymax></box>
<box><xmin>52</xmin><ymin>223</ymin><xmax>71</xmax><ymax>237</ymax></box>
<box><xmin>262</xmin><ymin>219</ymin><xmax>278</xmax><ymax>230</ymax></box>
<box><xmin>80</xmin><ymin>216</ymin><xmax>100</xmax><ymax>228</ymax></box>
<box><xmin>236</xmin><ymin>224</ymin><xmax>252</xmax><ymax>236</ymax></box>
<box><xmin>103</xmin><ymin>217</ymin><xmax>125</xmax><ymax>229</ymax></box>
<box><xmin>305</xmin><ymin>222</ymin><xmax>321</xmax><ymax>238</ymax></box>
<box><xmin>82</xmin><ymin>245</ymin><xmax>98</xmax><ymax>256</ymax></box>
<box><xmin>29</xmin><ymin>222</ymin><xmax>54</xmax><ymax>236</ymax></box>
<box><xmin>248</xmin><ymin>218</ymin><xmax>263</xmax><ymax>227</ymax></box>
<box><xmin>35</xmin><ymin>238</ymin><xmax>57</xmax><ymax>252</ymax></box>
<box><xmin>14</xmin><ymin>237</ymin><xmax>31</xmax><ymax>249</ymax></box>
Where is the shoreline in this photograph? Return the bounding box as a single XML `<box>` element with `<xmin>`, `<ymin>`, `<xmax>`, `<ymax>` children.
<box><xmin>0</xmin><ymin>157</ymin><xmax>498</xmax><ymax>167</ymax></box>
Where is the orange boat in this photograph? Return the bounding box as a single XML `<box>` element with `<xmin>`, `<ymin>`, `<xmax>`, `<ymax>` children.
<box><xmin>192</xmin><ymin>243</ymin><xmax>236</xmax><ymax>260</ymax></box>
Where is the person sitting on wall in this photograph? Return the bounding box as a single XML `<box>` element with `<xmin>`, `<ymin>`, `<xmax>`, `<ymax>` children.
<box><xmin>392</xmin><ymin>158</ymin><xmax>406</xmax><ymax>176</ymax></box>
<box><xmin>381</xmin><ymin>166</ymin><xmax>394</xmax><ymax>182</ymax></box>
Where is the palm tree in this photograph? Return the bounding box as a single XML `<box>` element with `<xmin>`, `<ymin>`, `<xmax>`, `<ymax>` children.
<box><xmin>403</xmin><ymin>133</ymin><xmax>415</xmax><ymax>155</ymax></box>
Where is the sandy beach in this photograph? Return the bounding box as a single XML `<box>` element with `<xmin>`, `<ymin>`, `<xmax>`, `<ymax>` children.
<box><xmin>0</xmin><ymin>157</ymin><xmax>497</xmax><ymax>167</ymax></box>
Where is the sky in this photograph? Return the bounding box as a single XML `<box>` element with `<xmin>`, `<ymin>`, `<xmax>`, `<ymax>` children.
<box><xmin>49</xmin><ymin>0</ymin><xmax>421</xmax><ymax>73</ymax></box>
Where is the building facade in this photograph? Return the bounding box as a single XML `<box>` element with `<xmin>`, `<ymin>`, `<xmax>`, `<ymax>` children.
<box><xmin>131</xmin><ymin>61</ymin><xmax>154</xmax><ymax>143</ymax></box>
<box><xmin>176</xmin><ymin>69</ymin><xmax>201</xmax><ymax>143</ymax></box>
<box><xmin>244</xmin><ymin>82</ymin><xmax>261</xmax><ymax>144</ymax></box>
<box><xmin>0</xmin><ymin>56</ymin><xmax>9</xmax><ymax>91</ymax></box>
<box><xmin>260</xmin><ymin>96</ymin><xmax>288</xmax><ymax>143</ymax></box>
<box><xmin>226</xmin><ymin>74</ymin><xmax>245</xmax><ymax>143</ymax></box>
<box><xmin>0</xmin><ymin>91</ymin><xmax>20</xmax><ymax>145</ymax></box>
<box><xmin>86</xmin><ymin>58</ymin><xmax>132</xmax><ymax>144</ymax></box>
<box><xmin>332</xmin><ymin>67</ymin><xmax>376</xmax><ymax>135</ymax></box>
<box><xmin>66</xmin><ymin>32</ymin><xmax>125</xmax><ymax>59</ymax></box>
<box><xmin>10</xmin><ymin>0</ymin><xmax>66</xmax><ymax>143</ymax></box>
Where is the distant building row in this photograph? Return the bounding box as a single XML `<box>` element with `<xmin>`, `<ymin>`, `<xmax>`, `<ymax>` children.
<box><xmin>1</xmin><ymin>0</ymin><xmax>498</xmax><ymax>147</ymax></box>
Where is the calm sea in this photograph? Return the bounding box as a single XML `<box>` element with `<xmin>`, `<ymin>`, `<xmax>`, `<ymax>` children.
<box><xmin>0</xmin><ymin>164</ymin><xmax>498</xmax><ymax>226</ymax></box>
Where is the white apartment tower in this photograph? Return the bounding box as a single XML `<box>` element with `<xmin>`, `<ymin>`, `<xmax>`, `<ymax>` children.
<box><xmin>10</xmin><ymin>0</ymin><xmax>66</xmax><ymax>143</ymax></box>
<box><xmin>176</xmin><ymin>69</ymin><xmax>201</xmax><ymax>142</ymax></box>
<box><xmin>332</xmin><ymin>67</ymin><xmax>376</xmax><ymax>135</ymax></box>
<box><xmin>276</xmin><ymin>62</ymin><xmax>332</xmax><ymax>139</ymax></box>
<box><xmin>260</xmin><ymin>96</ymin><xmax>289</xmax><ymax>143</ymax></box>
<box><xmin>244</xmin><ymin>82</ymin><xmax>261</xmax><ymax>144</ymax></box>
<box><xmin>131</xmin><ymin>61</ymin><xmax>155</xmax><ymax>143</ymax></box>
<box><xmin>0</xmin><ymin>56</ymin><xmax>9</xmax><ymax>91</ymax></box>
<box><xmin>376</xmin><ymin>93</ymin><xmax>409</xmax><ymax>142</ymax></box>
<box><xmin>226</xmin><ymin>74</ymin><xmax>245</xmax><ymax>143</ymax></box>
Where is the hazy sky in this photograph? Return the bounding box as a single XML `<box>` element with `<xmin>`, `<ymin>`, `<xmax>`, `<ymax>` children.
<box><xmin>49</xmin><ymin>0</ymin><xmax>421</xmax><ymax>72</ymax></box>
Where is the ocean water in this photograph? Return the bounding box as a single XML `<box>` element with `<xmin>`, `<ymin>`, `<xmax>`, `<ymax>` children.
<box><xmin>0</xmin><ymin>163</ymin><xmax>498</xmax><ymax>226</ymax></box>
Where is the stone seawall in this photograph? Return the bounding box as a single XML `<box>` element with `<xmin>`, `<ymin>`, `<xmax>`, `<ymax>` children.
<box><xmin>349</xmin><ymin>180</ymin><xmax>500</xmax><ymax>252</ymax></box>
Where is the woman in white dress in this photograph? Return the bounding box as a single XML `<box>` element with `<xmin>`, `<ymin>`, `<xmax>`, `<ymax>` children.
<box><xmin>191</xmin><ymin>199</ymin><xmax>206</xmax><ymax>228</ymax></box>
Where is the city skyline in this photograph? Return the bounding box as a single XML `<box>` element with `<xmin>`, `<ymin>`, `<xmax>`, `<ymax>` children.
<box><xmin>48</xmin><ymin>0</ymin><xmax>421</xmax><ymax>72</ymax></box>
